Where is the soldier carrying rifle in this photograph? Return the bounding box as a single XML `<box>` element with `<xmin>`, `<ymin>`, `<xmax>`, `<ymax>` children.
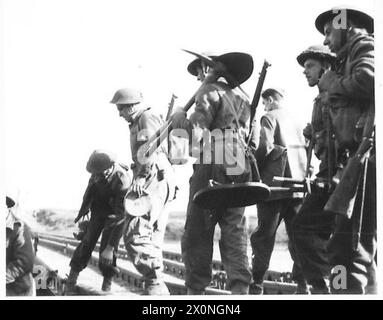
<box><xmin>108</xmin><ymin>88</ymin><xmax>176</xmax><ymax>295</ymax></box>
<box><xmin>292</xmin><ymin>45</ymin><xmax>338</xmax><ymax>294</ymax></box>
<box><xmin>171</xmin><ymin>51</ymin><xmax>255</xmax><ymax>295</ymax></box>
<box><xmin>314</xmin><ymin>6</ymin><xmax>376</xmax><ymax>294</ymax></box>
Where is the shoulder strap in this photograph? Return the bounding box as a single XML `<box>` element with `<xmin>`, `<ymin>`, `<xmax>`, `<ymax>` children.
<box><xmin>209</xmin><ymin>83</ymin><xmax>242</xmax><ymax>130</ymax></box>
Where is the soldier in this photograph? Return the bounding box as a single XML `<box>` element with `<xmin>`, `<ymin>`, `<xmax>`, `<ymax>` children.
<box><xmin>66</xmin><ymin>150</ymin><xmax>131</xmax><ymax>293</ymax></box>
<box><xmin>314</xmin><ymin>6</ymin><xmax>375</xmax><ymax>293</ymax></box>
<box><xmin>171</xmin><ymin>51</ymin><xmax>254</xmax><ymax>294</ymax></box>
<box><xmin>292</xmin><ymin>45</ymin><xmax>337</xmax><ymax>294</ymax></box>
<box><xmin>109</xmin><ymin>88</ymin><xmax>176</xmax><ymax>295</ymax></box>
<box><xmin>6</xmin><ymin>196</ymin><xmax>36</xmax><ymax>296</ymax></box>
<box><xmin>249</xmin><ymin>87</ymin><xmax>307</xmax><ymax>294</ymax></box>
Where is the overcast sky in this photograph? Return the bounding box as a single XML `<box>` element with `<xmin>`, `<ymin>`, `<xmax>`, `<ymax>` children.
<box><xmin>1</xmin><ymin>0</ymin><xmax>380</xmax><ymax>211</ymax></box>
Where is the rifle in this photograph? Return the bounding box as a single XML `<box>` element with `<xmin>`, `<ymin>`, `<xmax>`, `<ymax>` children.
<box><xmin>248</xmin><ymin>60</ymin><xmax>271</xmax><ymax>136</ymax></box>
<box><xmin>165</xmin><ymin>94</ymin><xmax>178</xmax><ymax>121</ymax></box>
<box><xmin>305</xmin><ymin>139</ymin><xmax>315</xmax><ymax>181</ymax></box>
<box><xmin>142</xmin><ymin>93</ymin><xmax>196</xmax><ymax>158</ymax></box>
<box><xmin>142</xmin><ymin>50</ymin><xmax>251</xmax><ymax>159</ymax></box>
<box><xmin>271</xmin><ymin>176</ymin><xmax>331</xmax><ymax>196</ymax></box>
<box><xmin>74</xmin><ymin>180</ymin><xmax>95</xmax><ymax>223</ymax></box>
<box><xmin>324</xmin><ymin>105</ymin><xmax>375</xmax><ymax>219</ymax></box>
<box><xmin>245</xmin><ymin>60</ymin><xmax>271</xmax><ymax>182</ymax></box>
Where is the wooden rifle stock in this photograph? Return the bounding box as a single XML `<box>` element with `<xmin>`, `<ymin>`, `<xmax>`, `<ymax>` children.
<box><xmin>74</xmin><ymin>180</ymin><xmax>95</xmax><ymax>223</ymax></box>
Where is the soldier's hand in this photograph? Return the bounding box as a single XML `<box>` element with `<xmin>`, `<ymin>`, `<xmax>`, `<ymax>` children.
<box><xmin>132</xmin><ymin>177</ymin><xmax>146</xmax><ymax>197</ymax></box>
<box><xmin>100</xmin><ymin>245</ymin><xmax>114</xmax><ymax>266</ymax></box>
<box><xmin>6</xmin><ymin>272</ymin><xmax>15</xmax><ymax>284</ymax></box>
<box><xmin>318</xmin><ymin>70</ymin><xmax>337</xmax><ymax>92</ymax></box>
<box><xmin>303</xmin><ymin>123</ymin><xmax>313</xmax><ymax>140</ymax></box>
<box><xmin>171</xmin><ymin>110</ymin><xmax>187</xmax><ymax>129</ymax></box>
<box><xmin>74</xmin><ymin>209</ymin><xmax>89</xmax><ymax>224</ymax></box>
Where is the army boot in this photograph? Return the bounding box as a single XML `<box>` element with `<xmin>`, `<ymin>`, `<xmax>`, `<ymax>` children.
<box><xmin>310</xmin><ymin>279</ymin><xmax>330</xmax><ymax>294</ymax></box>
<box><xmin>101</xmin><ymin>277</ymin><xmax>112</xmax><ymax>292</ymax></box>
<box><xmin>65</xmin><ymin>269</ymin><xmax>79</xmax><ymax>295</ymax></box>
<box><xmin>144</xmin><ymin>278</ymin><xmax>170</xmax><ymax>295</ymax></box>
<box><xmin>143</xmin><ymin>270</ymin><xmax>169</xmax><ymax>295</ymax></box>
<box><xmin>230</xmin><ymin>281</ymin><xmax>249</xmax><ymax>295</ymax></box>
<box><xmin>249</xmin><ymin>282</ymin><xmax>263</xmax><ymax>295</ymax></box>
<box><xmin>295</xmin><ymin>280</ymin><xmax>310</xmax><ymax>294</ymax></box>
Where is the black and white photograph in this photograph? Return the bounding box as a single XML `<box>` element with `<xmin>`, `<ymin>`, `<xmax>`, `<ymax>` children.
<box><xmin>1</xmin><ymin>0</ymin><xmax>381</xmax><ymax>304</ymax></box>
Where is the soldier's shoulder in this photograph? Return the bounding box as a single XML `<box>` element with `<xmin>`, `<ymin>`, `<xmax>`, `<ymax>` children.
<box><xmin>195</xmin><ymin>83</ymin><xmax>222</xmax><ymax>103</ymax></box>
<box><xmin>261</xmin><ymin>110</ymin><xmax>277</xmax><ymax>125</ymax></box>
<box><xmin>139</xmin><ymin>108</ymin><xmax>155</xmax><ymax>119</ymax></box>
<box><xmin>266</xmin><ymin>108</ymin><xmax>282</xmax><ymax>117</ymax></box>
<box><xmin>139</xmin><ymin>108</ymin><xmax>163</xmax><ymax>124</ymax></box>
<box><xmin>197</xmin><ymin>81</ymin><xmax>226</xmax><ymax>94</ymax></box>
<box><xmin>352</xmin><ymin>33</ymin><xmax>374</xmax><ymax>45</ymax></box>
<box><xmin>232</xmin><ymin>87</ymin><xmax>250</xmax><ymax>104</ymax></box>
<box><xmin>315</xmin><ymin>92</ymin><xmax>323</xmax><ymax>100</ymax></box>
<box><xmin>349</xmin><ymin>33</ymin><xmax>374</xmax><ymax>57</ymax></box>
<box><xmin>266</xmin><ymin>108</ymin><xmax>291</xmax><ymax>123</ymax></box>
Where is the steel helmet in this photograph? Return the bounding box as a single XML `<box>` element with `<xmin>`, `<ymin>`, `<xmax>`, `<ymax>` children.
<box><xmin>86</xmin><ymin>150</ymin><xmax>116</xmax><ymax>174</ymax></box>
<box><xmin>110</xmin><ymin>88</ymin><xmax>143</xmax><ymax>105</ymax></box>
<box><xmin>315</xmin><ymin>6</ymin><xmax>374</xmax><ymax>35</ymax></box>
<box><xmin>296</xmin><ymin>45</ymin><xmax>336</xmax><ymax>67</ymax></box>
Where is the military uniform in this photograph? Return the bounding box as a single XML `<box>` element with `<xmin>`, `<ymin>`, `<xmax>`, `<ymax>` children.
<box><xmin>69</xmin><ymin>162</ymin><xmax>131</xmax><ymax>288</ymax></box>
<box><xmin>108</xmin><ymin>91</ymin><xmax>176</xmax><ymax>294</ymax></box>
<box><xmin>124</xmin><ymin>108</ymin><xmax>173</xmax><ymax>281</ymax></box>
<box><xmin>174</xmin><ymin>79</ymin><xmax>253</xmax><ymax>294</ymax></box>
<box><xmin>292</xmin><ymin>46</ymin><xmax>337</xmax><ymax>293</ymax></box>
<box><xmin>6</xmin><ymin>205</ymin><xmax>35</xmax><ymax>296</ymax></box>
<box><xmin>315</xmin><ymin>8</ymin><xmax>376</xmax><ymax>293</ymax></box>
<box><xmin>250</xmin><ymin>100</ymin><xmax>307</xmax><ymax>293</ymax></box>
